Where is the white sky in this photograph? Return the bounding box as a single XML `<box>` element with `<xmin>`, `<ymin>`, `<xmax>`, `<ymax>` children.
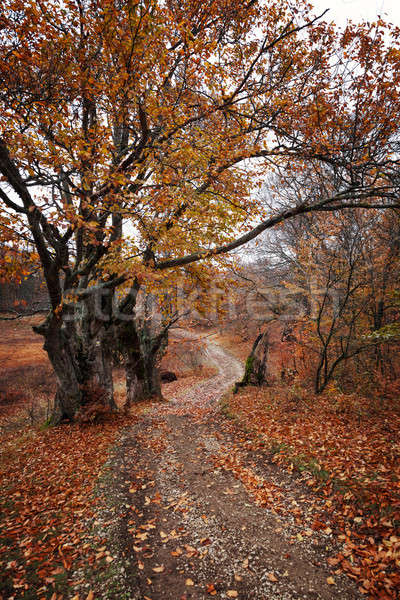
<box><xmin>312</xmin><ymin>0</ymin><xmax>400</xmax><ymax>26</ymax></box>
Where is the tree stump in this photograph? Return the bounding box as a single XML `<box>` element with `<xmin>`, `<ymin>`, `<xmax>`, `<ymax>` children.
<box><xmin>234</xmin><ymin>332</ymin><xmax>270</xmax><ymax>392</ymax></box>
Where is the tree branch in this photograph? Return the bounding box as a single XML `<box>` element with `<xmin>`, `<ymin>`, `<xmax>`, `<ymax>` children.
<box><xmin>155</xmin><ymin>193</ymin><xmax>400</xmax><ymax>270</ymax></box>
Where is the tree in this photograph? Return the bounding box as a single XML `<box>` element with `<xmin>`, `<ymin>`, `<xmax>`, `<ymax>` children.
<box><xmin>249</xmin><ymin>203</ymin><xmax>400</xmax><ymax>393</ymax></box>
<box><xmin>1</xmin><ymin>0</ymin><xmax>400</xmax><ymax>421</ymax></box>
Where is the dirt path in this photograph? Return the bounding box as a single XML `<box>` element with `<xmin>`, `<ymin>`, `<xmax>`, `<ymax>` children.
<box><xmin>97</xmin><ymin>334</ymin><xmax>361</xmax><ymax>600</ymax></box>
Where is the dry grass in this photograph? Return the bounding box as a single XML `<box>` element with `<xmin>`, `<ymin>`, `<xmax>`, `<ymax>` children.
<box><xmin>0</xmin><ymin>316</ymin><xmax>55</xmax><ymax>429</ymax></box>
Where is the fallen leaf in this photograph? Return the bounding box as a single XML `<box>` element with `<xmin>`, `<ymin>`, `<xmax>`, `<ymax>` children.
<box><xmin>327</xmin><ymin>577</ymin><xmax>335</xmax><ymax>585</ymax></box>
<box><xmin>200</xmin><ymin>537</ymin><xmax>211</xmax><ymax>545</ymax></box>
<box><xmin>184</xmin><ymin>545</ymin><xmax>197</xmax><ymax>557</ymax></box>
<box><xmin>206</xmin><ymin>583</ymin><xmax>217</xmax><ymax>595</ymax></box>
<box><xmin>186</xmin><ymin>578</ymin><xmax>194</xmax><ymax>586</ymax></box>
<box><xmin>305</xmin><ymin>529</ymin><xmax>313</xmax><ymax>537</ymax></box>
<box><xmin>267</xmin><ymin>573</ymin><xmax>278</xmax><ymax>582</ymax></box>
<box><xmin>227</xmin><ymin>591</ymin><xmax>238</xmax><ymax>598</ymax></box>
<box><xmin>152</xmin><ymin>565</ymin><xmax>165</xmax><ymax>573</ymax></box>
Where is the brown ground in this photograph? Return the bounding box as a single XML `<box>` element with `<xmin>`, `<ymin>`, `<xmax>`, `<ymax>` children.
<box><xmin>0</xmin><ymin>315</ymin><xmax>51</xmax><ymax>386</ymax></box>
<box><xmin>90</xmin><ymin>333</ymin><xmax>362</xmax><ymax>600</ymax></box>
<box><xmin>0</xmin><ymin>315</ymin><xmax>55</xmax><ymax>426</ymax></box>
<box><xmin>0</xmin><ymin>321</ymin><xmax>364</xmax><ymax>599</ymax></box>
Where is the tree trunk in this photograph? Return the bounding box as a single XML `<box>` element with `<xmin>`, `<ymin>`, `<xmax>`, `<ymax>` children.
<box><xmin>125</xmin><ymin>349</ymin><xmax>161</xmax><ymax>408</ymax></box>
<box><xmin>118</xmin><ymin>319</ymin><xmax>167</xmax><ymax>410</ymax></box>
<box><xmin>235</xmin><ymin>332</ymin><xmax>270</xmax><ymax>391</ymax></box>
<box><xmin>36</xmin><ymin>315</ymin><xmax>84</xmax><ymax>422</ymax></box>
<box><xmin>87</xmin><ymin>332</ymin><xmax>116</xmax><ymax>410</ymax></box>
<box><xmin>35</xmin><ymin>312</ymin><xmax>116</xmax><ymax>423</ymax></box>
<box><xmin>246</xmin><ymin>331</ymin><xmax>270</xmax><ymax>385</ymax></box>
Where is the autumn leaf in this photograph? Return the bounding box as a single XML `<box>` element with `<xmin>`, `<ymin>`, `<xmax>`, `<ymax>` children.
<box><xmin>206</xmin><ymin>583</ymin><xmax>217</xmax><ymax>595</ymax></box>
<box><xmin>200</xmin><ymin>537</ymin><xmax>211</xmax><ymax>545</ymax></box>
<box><xmin>152</xmin><ymin>565</ymin><xmax>165</xmax><ymax>573</ymax></box>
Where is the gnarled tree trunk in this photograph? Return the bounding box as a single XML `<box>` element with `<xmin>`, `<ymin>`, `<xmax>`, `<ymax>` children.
<box><xmin>35</xmin><ymin>315</ymin><xmax>84</xmax><ymax>422</ymax></box>
<box><xmin>87</xmin><ymin>333</ymin><xmax>116</xmax><ymax>410</ymax></box>
<box><xmin>117</xmin><ymin>318</ymin><xmax>168</xmax><ymax>410</ymax></box>
<box><xmin>35</xmin><ymin>306</ymin><xmax>116</xmax><ymax>423</ymax></box>
<box><xmin>125</xmin><ymin>348</ymin><xmax>162</xmax><ymax>406</ymax></box>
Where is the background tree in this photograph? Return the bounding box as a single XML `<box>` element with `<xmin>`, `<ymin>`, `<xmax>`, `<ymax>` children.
<box><xmin>242</xmin><ymin>186</ymin><xmax>400</xmax><ymax>394</ymax></box>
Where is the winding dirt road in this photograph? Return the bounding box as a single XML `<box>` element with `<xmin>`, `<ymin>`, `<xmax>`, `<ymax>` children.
<box><xmin>161</xmin><ymin>330</ymin><xmax>244</xmax><ymax>415</ymax></box>
<box><xmin>95</xmin><ymin>334</ymin><xmax>361</xmax><ymax>600</ymax></box>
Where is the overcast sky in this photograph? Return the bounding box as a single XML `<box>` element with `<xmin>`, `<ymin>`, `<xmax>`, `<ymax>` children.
<box><xmin>313</xmin><ymin>0</ymin><xmax>400</xmax><ymax>26</ymax></box>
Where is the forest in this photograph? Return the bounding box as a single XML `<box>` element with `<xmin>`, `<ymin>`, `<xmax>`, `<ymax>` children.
<box><xmin>0</xmin><ymin>0</ymin><xmax>399</xmax><ymax>598</ymax></box>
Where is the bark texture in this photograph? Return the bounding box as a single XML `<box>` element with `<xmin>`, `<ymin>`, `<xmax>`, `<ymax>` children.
<box><xmin>119</xmin><ymin>319</ymin><xmax>168</xmax><ymax>410</ymax></box>
<box><xmin>235</xmin><ymin>332</ymin><xmax>270</xmax><ymax>392</ymax></box>
<box><xmin>35</xmin><ymin>305</ymin><xmax>116</xmax><ymax>423</ymax></box>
